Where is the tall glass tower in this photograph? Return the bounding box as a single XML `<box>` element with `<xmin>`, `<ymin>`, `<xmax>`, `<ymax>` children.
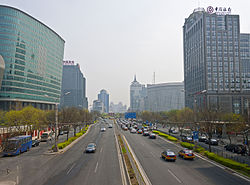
<box><xmin>183</xmin><ymin>7</ymin><xmax>250</xmax><ymax>113</ymax></box>
<box><xmin>0</xmin><ymin>5</ymin><xmax>65</xmax><ymax>110</ymax></box>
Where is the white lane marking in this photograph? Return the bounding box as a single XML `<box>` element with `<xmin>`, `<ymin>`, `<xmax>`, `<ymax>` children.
<box><xmin>16</xmin><ymin>165</ymin><xmax>19</xmax><ymax>185</ymax></box>
<box><xmin>94</xmin><ymin>162</ymin><xmax>99</xmax><ymax>173</ymax></box>
<box><xmin>67</xmin><ymin>163</ymin><xmax>76</xmax><ymax>175</ymax></box>
<box><xmin>100</xmin><ymin>147</ymin><xmax>103</xmax><ymax>153</ymax></box>
<box><xmin>168</xmin><ymin>169</ymin><xmax>182</xmax><ymax>183</ymax></box>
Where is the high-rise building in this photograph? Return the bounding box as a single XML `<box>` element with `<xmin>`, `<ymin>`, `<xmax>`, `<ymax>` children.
<box><xmin>92</xmin><ymin>100</ymin><xmax>104</xmax><ymax>113</ymax></box>
<box><xmin>146</xmin><ymin>82</ymin><xmax>185</xmax><ymax>112</ymax></box>
<box><xmin>130</xmin><ymin>75</ymin><xmax>146</xmax><ymax>112</ymax></box>
<box><xmin>60</xmin><ymin>61</ymin><xmax>88</xmax><ymax>109</ymax></box>
<box><xmin>183</xmin><ymin>7</ymin><xmax>250</xmax><ymax>114</ymax></box>
<box><xmin>98</xmin><ymin>89</ymin><xmax>109</xmax><ymax>113</ymax></box>
<box><xmin>0</xmin><ymin>5</ymin><xmax>65</xmax><ymax>110</ymax></box>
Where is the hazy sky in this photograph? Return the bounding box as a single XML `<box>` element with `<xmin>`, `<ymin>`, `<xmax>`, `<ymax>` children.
<box><xmin>1</xmin><ymin>0</ymin><xmax>250</xmax><ymax>107</ymax></box>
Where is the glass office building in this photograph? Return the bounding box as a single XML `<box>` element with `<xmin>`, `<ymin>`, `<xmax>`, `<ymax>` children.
<box><xmin>183</xmin><ymin>7</ymin><xmax>250</xmax><ymax>113</ymax></box>
<box><xmin>0</xmin><ymin>5</ymin><xmax>65</xmax><ymax>110</ymax></box>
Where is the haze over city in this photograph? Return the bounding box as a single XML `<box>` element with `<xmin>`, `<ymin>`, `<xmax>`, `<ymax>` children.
<box><xmin>1</xmin><ymin>0</ymin><xmax>250</xmax><ymax>106</ymax></box>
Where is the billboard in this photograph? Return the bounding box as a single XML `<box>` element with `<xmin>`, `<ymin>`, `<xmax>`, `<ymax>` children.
<box><xmin>125</xmin><ymin>112</ymin><xmax>136</xmax><ymax>119</ymax></box>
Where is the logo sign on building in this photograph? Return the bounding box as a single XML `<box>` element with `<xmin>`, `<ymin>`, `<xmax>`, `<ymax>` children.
<box><xmin>63</xmin><ymin>60</ymin><xmax>75</xmax><ymax>65</ymax></box>
<box><xmin>207</xmin><ymin>6</ymin><xmax>231</xmax><ymax>15</ymax></box>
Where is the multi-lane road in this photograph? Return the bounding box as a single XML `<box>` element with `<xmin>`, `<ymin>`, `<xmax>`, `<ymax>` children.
<box><xmin>120</xmin><ymin>124</ymin><xmax>249</xmax><ymax>185</ymax></box>
<box><xmin>0</xmin><ymin>119</ymin><xmax>249</xmax><ymax>185</ymax></box>
<box><xmin>0</xmin><ymin>120</ymin><xmax>122</xmax><ymax>185</ymax></box>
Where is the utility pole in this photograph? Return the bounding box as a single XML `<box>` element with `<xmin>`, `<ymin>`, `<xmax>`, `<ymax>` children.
<box><xmin>53</xmin><ymin>103</ymin><xmax>59</xmax><ymax>152</ymax></box>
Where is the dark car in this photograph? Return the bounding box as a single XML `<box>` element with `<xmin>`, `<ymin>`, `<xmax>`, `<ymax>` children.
<box><xmin>143</xmin><ymin>131</ymin><xmax>150</xmax><ymax>136</ymax></box>
<box><xmin>149</xmin><ymin>133</ymin><xmax>156</xmax><ymax>139</ymax></box>
<box><xmin>205</xmin><ymin>139</ymin><xmax>218</xmax><ymax>145</ymax></box>
<box><xmin>225</xmin><ymin>144</ymin><xmax>245</xmax><ymax>154</ymax></box>
<box><xmin>85</xmin><ymin>143</ymin><xmax>96</xmax><ymax>153</ymax></box>
<box><xmin>198</xmin><ymin>135</ymin><xmax>207</xmax><ymax>142</ymax></box>
<box><xmin>32</xmin><ymin>139</ymin><xmax>40</xmax><ymax>147</ymax></box>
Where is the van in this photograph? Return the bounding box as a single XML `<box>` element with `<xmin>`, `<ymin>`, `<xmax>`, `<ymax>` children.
<box><xmin>41</xmin><ymin>132</ymin><xmax>52</xmax><ymax>142</ymax></box>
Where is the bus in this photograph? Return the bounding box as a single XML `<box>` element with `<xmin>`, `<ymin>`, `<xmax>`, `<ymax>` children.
<box><xmin>3</xmin><ymin>135</ymin><xmax>32</xmax><ymax>156</ymax></box>
<box><xmin>41</xmin><ymin>131</ymin><xmax>53</xmax><ymax>142</ymax></box>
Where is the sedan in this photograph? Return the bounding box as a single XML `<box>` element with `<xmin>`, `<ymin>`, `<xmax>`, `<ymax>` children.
<box><xmin>32</xmin><ymin>139</ymin><xmax>40</xmax><ymax>147</ymax></box>
<box><xmin>85</xmin><ymin>143</ymin><xmax>96</xmax><ymax>153</ymax></box>
<box><xmin>161</xmin><ymin>150</ymin><xmax>176</xmax><ymax>161</ymax></box>
<box><xmin>143</xmin><ymin>131</ymin><xmax>150</xmax><ymax>136</ymax></box>
<box><xmin>178</xmin><ymin>149</ymin><xmax>195</xmax><ymax>159</ymax></box>
<box><xmin>130</xmin><ymin>128</ymin><xmax>137</xmax><ymax>134</ymax></box>
<box><xmin>205</xmin><ymin>139</ymin><xmax>218</xmax><ymax>145</ymax></box>
<box><xmin>100</xmin><ymin>127</ymin><xmax>106</xmax><ymax>132</ymax></box>
<box><xmin>198</xmin><ymin>135</ymin><xmax>207</xmax><ymax>142</ymax></box>
<box><xmin>137</xmin><ymin>129</ymin><xmax>143</xmax><ymax>134</ymax></box>
<box><xmin>149</xmin><ymin>133</ymin><xmax>156</xmax><ymax>139</ymax></box>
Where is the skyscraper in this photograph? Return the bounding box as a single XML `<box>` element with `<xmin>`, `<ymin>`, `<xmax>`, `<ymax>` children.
<box><xmin>0</xmin><ymin>5</ymin><xmax>65</xmax><ymax>110</ymax></box>
<box><xmin>98</xmin><ymin>89</ymin><xmax>109</xmax><ymax>113</ymax></box>
<box><xmin>183</xmin><ymin>7</ymin><xmax>250</xmax><ymax>114</ymax></box>
<box><xmin>130</xmin><ymin>75</ymin><xmax>146</xmax><ymax>112</ymax></box>
<box><xmin>60</xmin><ymin>61</ymin><xmax>88</xmax><ymax>109</ymax></box>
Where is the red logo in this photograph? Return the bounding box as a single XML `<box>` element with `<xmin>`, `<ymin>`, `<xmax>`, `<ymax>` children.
<box><xmin>207</xmin><ymin>6</ymin><xmax>214</xmax><ymax>14</ymax></box>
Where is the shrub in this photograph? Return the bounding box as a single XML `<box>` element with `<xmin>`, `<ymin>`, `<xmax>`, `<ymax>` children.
<box><xmin>180</xmin><ymin>142</ymin><xmax>194</xmax><ymax>149</ymax></box>
<box><xmin>204</xmin><ymin>151</ymin><xmax>250</xmax><ymax>174</ymax></box>
<box><xmin>157</xmin><ymin>132</ymin><xmax>178</xmax><ymax>142</ymax></box>
<box><xmin>76</xmin><ymin>133</ymin><xmax>83</xmax><ymax>137</ymax></box>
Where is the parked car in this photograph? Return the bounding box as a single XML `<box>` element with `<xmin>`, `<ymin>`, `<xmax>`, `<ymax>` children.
<box><xmin>182</xmin><ymin>136</ymin><xmax>193</xmax><ymax>143</ymax></box>
<box><xmin>161</xmin><ymin>150</ymin><xmax>176</xmax><ymax>161</ymax></box>
<box><xmin>224</xmin><ymin>144</ymin><xmax>246</xmax><ymax>154</ymax></box>
<box><xmin>205</xmin><ymin>138</ymin><xmax>218</xmax><ymax>146</ymax></box>
<box><xmin>198</xmin><ymin>135</ymin><xmax>207</xmax><ymax>142</ymax></box>
<box><xmin>32</xmin><ymin>139</ymin><xmax>40</xmax><ymax>147</ymax></box>
<box><xmin>178</xmin><ymin>149</ymin><xmax>195</xmax><ymax>159</ymax></box>
<box><xmin>85</xmin><ymin>143</ymin><xmax>96</xmax><ymax>153</ymax></box>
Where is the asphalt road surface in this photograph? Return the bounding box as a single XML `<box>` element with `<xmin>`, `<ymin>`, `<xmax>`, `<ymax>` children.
<box><xmin>0</xmin><ymin>120</ymin><xmax>122</xmax><ymax>185</ymax></box>
<box><xmin>121</xmin><ymin>127</ymin><xmax>249</xmax><ymax>185</ymax></box>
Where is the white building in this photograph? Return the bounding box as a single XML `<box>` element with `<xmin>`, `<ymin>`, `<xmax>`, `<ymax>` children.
<box><xmin>130</xmin><ymin>75</ymin><xmax>146</xmax><ymax>112</ymax></box>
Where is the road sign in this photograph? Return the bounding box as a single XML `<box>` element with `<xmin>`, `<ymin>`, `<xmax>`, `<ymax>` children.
<box><xmin>193</xmin><ymin>131</ymin><xmax>199</xmax><ymax>142</ymax></box>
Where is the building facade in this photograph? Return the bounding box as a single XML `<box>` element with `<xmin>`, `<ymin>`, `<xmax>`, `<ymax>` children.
<box><xmin>98</xmin><ymin>89</ymin><xmax>109</xmax><ymax>113</ymax></box>
<box><xmin>146</xmin><ymin>82</ymin><xmax>185</xmax><ymax>112</ymax></box>
<box><xmin>60</xmin><ymin>61</ymin><xmax>88</xmax><ymax>109</ymax></box>
<box><xmin>130</xmin><ymin>75</ymin><xmax>146</xmax><ymax>112</ymax></box>
<box><xmin>92</xmin><ymin>100</ymin><xmax>104</xmax><ymax>113</ymax></box>
<box><xmin>0</xmin><ymin>5</ymin><xmax>65</xmax><ymax>110</ymax></box>
<box><xmin>183</xmin><ymin>7</ymin><xmax>250</xmax><ymax>114</ymax></box>
<box><xmin>109</xmin><ymin>102</ymin><xmax>127</xmax><ymax>113</ymax></box>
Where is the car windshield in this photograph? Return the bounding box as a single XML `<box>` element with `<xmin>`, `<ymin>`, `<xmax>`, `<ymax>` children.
<box><xmin>88</xmin><ymin>144</ymin><xmax>95</xmax><ymax>148</ymax></box>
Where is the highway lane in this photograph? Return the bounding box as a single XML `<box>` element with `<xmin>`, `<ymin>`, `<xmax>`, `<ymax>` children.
<box><xmin>121</xmin><ymin>128</ymin><xmax>249</xmax><ymax>185</ymax></box>
<box><xmin>39</xmin><ymin>119</ymin><xmax>122</xmax><ymax>185</ymax></box>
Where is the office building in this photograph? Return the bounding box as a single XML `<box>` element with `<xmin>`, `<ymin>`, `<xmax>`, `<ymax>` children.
<box><xmin>183</xmin><ymin>7</ymin><xmax>250</xmax><ymax>113</ymax></box>
<box><xmin>146</xmin><ymin>82</ymin><xmax>185</xmax><ymax>112</ymax></box>
<box><xmin>92</xmin><ymin>100</ymin><xmax>104</xmax><ymax>113</ymax></box>
<box><xmin>110</xmin><ymin>102</ymin><xmax>127</xmax><ymax>113</ymax></box>
<box><xmin>0</xmin><ymin>55</ymin><xmax>5</xmax><ymax>89</ymax></box>
<box><xmin>98</xmin><ymin>89</ymin><xmax>109</xmax><ymax>113</ymax></box>
<box><xmin>0</xmin><ymin>5</ymin><xmax>65</xmax><ymax>110</ymax></box>
<box><xmin>130</xmin><ymin>75</ymin><xmax>146</xmax><ymax>112</ymax></box>
<box><xmin>60</xmin><ymin>61</ymin><xmax>88</xmax><ymax>109</ymax></box>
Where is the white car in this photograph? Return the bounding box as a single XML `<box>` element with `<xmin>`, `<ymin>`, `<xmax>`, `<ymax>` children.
<box><xmin>100</xmin><ymin>127</ymin><xmax>106</xmax><ymax>132</ymax></box>
<box><xmin>130</xmin><ymin>128</ymin><xmax>137</xmax><ymax>133</ymax></box>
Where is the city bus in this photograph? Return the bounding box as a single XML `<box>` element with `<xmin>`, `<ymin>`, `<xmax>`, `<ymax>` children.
<box><xmin>3</xmin><ymin>135</ymin><xmax>32</xmax><ymax>156</ymax></box>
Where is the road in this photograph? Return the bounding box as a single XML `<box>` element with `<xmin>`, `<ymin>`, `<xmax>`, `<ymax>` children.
<box><xmin>121</xmin><ymin>127</ymin><xmax>249</xmax><ymax>185</ymax></box>
<box><xmin>0</xmin><ymin>120</ymin><xmax>122</xmax><ymax>185</ymax></box>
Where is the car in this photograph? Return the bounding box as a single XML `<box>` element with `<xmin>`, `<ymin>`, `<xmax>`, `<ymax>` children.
<box><xmin>130</xmin><ymin>128</ymin><xmax>137</xmax><ymax>133</ymax></box>
<box><xmin>198</xmin><ymin>135</ymin><xmax>207</xmax><ymax>142</ymax></box>
<box><xmin>63</xmin><ymin>130</ymin><xmax>69</xmax><ymax>134</ymax></box>
<box><xmin>59</xmin><ymin>131</ymin><xmax>64</xmax><ymax>135</ymax></box>
<box><xmin>32</xmin><ymin>139</ymin><xmax>40</xmax><ymax>147</ymax></box>
<box><xmin>108</xmin><ymin>124</ymin><xmax>113</xmax><ymax>128</ymax></box>
<box><xmin>100</xmin><ymin>127</ymin><xmax>106</xmax><ymax>132</ymax></box>
<box><xmin>161</xmin><ymin>150</ymin><xmax>176</xmax><ymax>161</ymax></box>
<box><xmin>178</xmin><ymin>149</ymin><xmax>195</xmax><ymax>159</ymax></box>
<box><xmin>172</xmin><ymin>130</ymin><xmax>178</xmax><ymax>134</ymax></box>
<box><xmin>205</xmin><ymin>138</ymin><xmax>218</xmax><ymax>145</ymax></box>
<box><xmin>85</xmin><ymin>143</ymin><xmax>96</xmax><ymax>153</ymax></box>
<box><xmin>137</xmin><ymin>129</ymin><xmax>143</xmax><ymax>134</ymax></box>
<box><xmin>149</xmin><ymin>133</ymin><xmax>156</xmax><ymax>139</ymax></box>
<box><xmin>182</xmin><ymin>136</ymin><xmax>193</xmax><ymax>143</ymax></box>
<box><xmin>143</xmin><ymin>131</ymin><xmax>149</xmax><ymax>136</ymax></box>
<box><xmin>224</xmin><ymin>144</ymin><xmax>245</xmax><ymax>154</ymax></box>
<box><xmin>123</xmin><ymin>126</ymin><xmax>128</xmax><ymax>131</ymax></box>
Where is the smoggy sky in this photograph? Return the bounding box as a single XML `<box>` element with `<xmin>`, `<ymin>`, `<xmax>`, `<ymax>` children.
<box><xmin>1</xmin><ymin>0</ymin><xmax>250</xmax><ymax>108</ymax></box>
